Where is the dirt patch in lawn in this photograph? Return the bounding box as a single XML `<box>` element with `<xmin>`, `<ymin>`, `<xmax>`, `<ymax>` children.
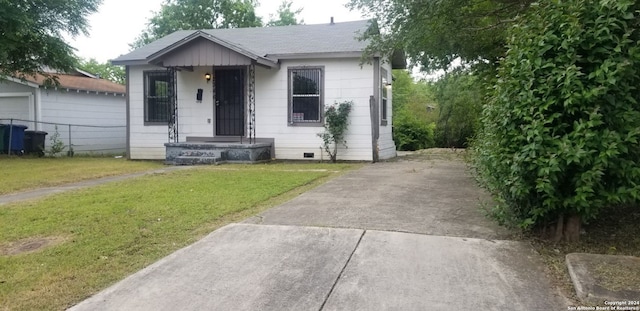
<box><xmin>0</xmin><ymin>236</ymin><xmax>68</xmax><ymax>256</ymax></box>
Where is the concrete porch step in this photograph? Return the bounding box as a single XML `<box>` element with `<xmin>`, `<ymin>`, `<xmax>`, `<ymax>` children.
<box><xmin>179</xmin><ymin>150</ymin><xmax>227</xmax><ymax>158</ymax></box>
<box><xmin>173</xmin><ymin>156</ymin><xmax>222</xmax><ymax>166</ymax></box>
<box><xmin>165</xmin><ymin>141</ymin><xmax>273</xmax><ymax>165</ymax></box>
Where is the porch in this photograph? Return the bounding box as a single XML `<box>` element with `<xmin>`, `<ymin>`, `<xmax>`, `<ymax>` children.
<box><xmin>165</xmin><ymin>137</ymin><xmax>274</xmax><ymax>165</ymax></box>
<box><xmin>151</xmin><ymin>32</ymin><xmax>277</xmax><ymax>165</ymax></box>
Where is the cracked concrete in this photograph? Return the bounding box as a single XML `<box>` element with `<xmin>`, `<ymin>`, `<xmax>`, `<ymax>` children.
<box><xmin>245</xmin><ymin>156</ymin><xmax>511</xmax><ymax>240</ymax></box>
<box><xmin>69</xmin><ymin>151</ymin><xmax>566</xmax><ymax>310</ymax></box>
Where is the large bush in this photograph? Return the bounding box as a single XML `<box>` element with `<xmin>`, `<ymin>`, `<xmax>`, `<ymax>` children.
<box><xmin>392</xmin><ymin>70</ymin><xmax>437</xmax><ymax>151</ymax></box>
<box><xmin>394</xmin><ymin>110</ymin><xmax>435</xmax><ymax>151</ymax></box>
<box><xmin>474</xmin><ymin>0</ymin><xmax>640</xmax><ymax>241</ymax></box>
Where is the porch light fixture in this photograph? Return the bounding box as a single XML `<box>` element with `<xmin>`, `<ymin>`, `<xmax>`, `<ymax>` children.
<box><xmin>204</xmin><ymin>73</ymin><xmax>212</xmax><ymax>82</ymax></box>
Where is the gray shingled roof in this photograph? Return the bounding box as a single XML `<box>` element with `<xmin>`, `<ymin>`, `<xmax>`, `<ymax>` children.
<box><xmin>112</xmin><ymin>20</ymin><xmax>372</xmax><ymax>64</ymax></box>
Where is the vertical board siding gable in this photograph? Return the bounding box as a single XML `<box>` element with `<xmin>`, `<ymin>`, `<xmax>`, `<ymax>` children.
<box><xmin>160</xmin><ymin>38</ymin><xmax>253</xmax><ymax>67</ymax></box>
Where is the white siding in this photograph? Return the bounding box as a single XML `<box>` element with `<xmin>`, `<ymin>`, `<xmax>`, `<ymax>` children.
<box><xmin>0</xmin><ymin>96</ymin><xmax>32</xmax><ymax>127</ymax></box>
<box><xmin>0</xmin><ymin>80</ymin><xmax>36</xmax><ymax>128</ymax></box>
<box><xmin>130</xmin><ymin>65</ymin><xmax>217</xmax><ymax>159</ymax></box>
<box><xmin>175</xmin><ymin>67</ymin><xmax>216</xmax><ymax>138</ymax></box>
<box><xmin>39</xmin><ymin>90</ymin><xmax>126</xmax><ymax>154</ymax></box>
<box><xmin>255</xmin><ymin>58</ymin><xmax>374</xmax><ymax>161</ymax></box>
<box><xmin>0</xmin><ymin>80</ymin><xmax>34</xmax><ymax>93</ymax></box>
<box><xmin>129</xmin><ymin>65</ymin><xmax>170</xmax><ymax>159</ymax></box>
<box><xmin>378</xmin><ymin>61</ymin><xmax>397</xmax><ymax>160</ymax></box>
<box><xmin>128</xmin><ymin>58</ymin><xmax>379</xmax><ymax>161</ymax></box>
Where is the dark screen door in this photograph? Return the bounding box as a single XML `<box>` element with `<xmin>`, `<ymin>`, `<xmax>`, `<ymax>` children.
<box><xmin>215</xmin><ymin>68</ymin><xmax>245</xmax><ymax>136</ymax></box>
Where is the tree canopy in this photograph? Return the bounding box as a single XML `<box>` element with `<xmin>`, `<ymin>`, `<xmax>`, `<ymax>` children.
<box><xmin>391</xmin><ymin>70</ymin><xmax>437</xmax><ymax>151</ymax></box>
<box><xmin>131</xmin><ymin>0</ymin><xmax>263</xmax><ymax>49</ymax></box>
<box><xmin>78</xmin><ymin>58</ymin><xmax>125</xmax><ymax>84</ymax></box>
<box><xmin>348</xmin><ymin>0</ymin><xmax>532</xmax><ymax>72</ymax></box>
<box><xmin>433</xmin><ymin>70</ymin><xmax>482</xmax><ymax>148</ymax></box>
<box><xmin>267</xmin><ymin>1</ymin><xmax>304</xmax><ymax>27</ymax></box>
<box><xmin>0</xmin><ymin>0</ymin><xmax>101</xmax><ymax>81</ymax></box>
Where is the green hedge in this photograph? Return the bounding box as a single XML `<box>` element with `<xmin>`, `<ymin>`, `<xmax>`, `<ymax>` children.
<box><xmin>473</xmin><ymin>0</ymin><xmax>640</xmax><ymax>232</ymax></box>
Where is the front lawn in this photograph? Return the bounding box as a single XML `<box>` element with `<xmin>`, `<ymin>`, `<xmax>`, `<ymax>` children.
<box><xmin>0</xmin><ymin>163</ymin><xmax>357</xmax><ymax>310</ymax></box>
<box><xmin>0</xmin><ymin>157</ymin><xmax>164</xmax><ymax>195</ymax></box>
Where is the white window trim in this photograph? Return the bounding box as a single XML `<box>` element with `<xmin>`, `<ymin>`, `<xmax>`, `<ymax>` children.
<box><xmin>381</xmin><ymin>67</ymin><xmax>389</xmax><ymax>126</ymax></box>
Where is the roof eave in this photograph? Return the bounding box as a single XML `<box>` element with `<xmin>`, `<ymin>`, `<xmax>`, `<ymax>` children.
<box><xmin>6</xmin><ymin>76</ymin><xmax>40</xmax><ymax>88</ymax></box>
<box><xmin>10</xmin><ymin>74</ymin><xmax>126</xmax><ymax>94</ymax></box>
<box><xmin>42</xmin><ymin>86</ymin><xmax>126</xmax><ymax>95</ymax></box>
<box><xmin>256</xmin><ymin>58</ymin><xmax>280</xmax><ymax>69</ymax></box>
<box><xmin>270</xmin><ymin>51</ymin><xmax>364</xmax><ymax>60</ymax></box>
<box><xmin>145</xmin><ymin>30</ymin><xmax>201</xmax><ymax>62</ymax></box>
<box><xmin>110</xmin><ymin>59</ymin><xmax>151</xmax><ymax>66</ymax></box>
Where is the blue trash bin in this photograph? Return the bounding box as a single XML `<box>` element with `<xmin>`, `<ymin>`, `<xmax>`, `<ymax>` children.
<box><xmin>2</xmin><ymin>124</ymin><xmax>28</xmax><ymax>154</ymax></box>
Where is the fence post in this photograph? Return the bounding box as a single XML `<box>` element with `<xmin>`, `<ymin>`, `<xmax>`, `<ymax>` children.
<box><xmin>68</xmin><ymin>124</ymin><xmax>73</xmax><ymax>157</ymax></box>
<box><xmin>8</xmin><ymin>119</ymin><xmax>13</xmax><ymax>156</ymax></box>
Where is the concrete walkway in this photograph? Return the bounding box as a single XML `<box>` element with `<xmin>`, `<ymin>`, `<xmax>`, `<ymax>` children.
<box><xmin>69</xmin><ymin>151</ymin><xmax>567</xmax><ymax>310</ymax></box>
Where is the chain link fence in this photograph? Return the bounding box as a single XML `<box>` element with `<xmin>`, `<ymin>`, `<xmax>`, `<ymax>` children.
<box><xmin>0</xmin><ymin>118</ymin><xmax>125</xmax><ymax>156</ymax></box>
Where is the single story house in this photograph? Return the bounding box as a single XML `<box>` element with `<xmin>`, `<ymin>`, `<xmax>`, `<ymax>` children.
<box><xmin>112</xmin><ymin>19</ymin><xmax>405</xmax><ymax>163</ymax></box>
<box><xmin>0</xmin><ymin>69</ymin><xmax>127</xmax><ymax>154</ymax></box>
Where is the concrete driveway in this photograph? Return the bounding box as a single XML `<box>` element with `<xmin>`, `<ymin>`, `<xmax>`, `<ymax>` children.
<box><xmin>70</xmin><ymin>151</ymin><xmax>567</xmax><ymax>310</ymax></box>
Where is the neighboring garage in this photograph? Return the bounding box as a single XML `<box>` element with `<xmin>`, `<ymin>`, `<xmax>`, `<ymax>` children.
<box><xmin>0</xmin><ymin>94</ymin><xmax>31</xmax><ymax>127</ymax></box>
<box><xmin>0</xmin><ymin>70</ymin><xmax>127</xmax><ymax>154</ymax></box>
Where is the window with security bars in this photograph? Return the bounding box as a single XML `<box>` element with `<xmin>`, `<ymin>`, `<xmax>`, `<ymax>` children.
<box><xmin>289</xmin><ymin>67</ymin><xmax>323</xmax><ymax>124</ymax></box>
<box><xmin>144</xmin><ymin>70</ymin><xmax>173</xmax><ymax>124</ymax></box>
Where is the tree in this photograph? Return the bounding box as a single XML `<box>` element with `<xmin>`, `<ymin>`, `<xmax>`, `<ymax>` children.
<box><xmin>347</xmin><ymin>0</ymin><xmax>532</xmax><ymax>72</ymax></box>
<box><xmin>473</xmin><ymin>0</ymin><xmax>640</xmax><ymax>242</ymax></box>
<box><xmin>78</xmin><ymin>58</ymin><xmax>125</xmax><ymax>84</ymax></box>
<box><xmin>0</xmin><ymin>0</ymin><xmax>101</xmax><ymax>83</ymax></box>
<box><xmin>433</xmin><ymin>70</ymin><xmax>483</xmax><ymax>148</ymax></box>
<box><xmin>131</xmin><ymin>0</ymin><xmax>262</xmax><ymax>49</ymax></box>
<box><xmin>391</xmin><ymin>70</ymin><xmax>437</xmax><ymax>151</ymax></box>
<box><xmin>267</xmin><ymin>1</ymin><xmax>303</xmax><ymax>27</ymax></box>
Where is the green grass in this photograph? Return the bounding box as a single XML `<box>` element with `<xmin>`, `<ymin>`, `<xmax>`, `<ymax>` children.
<box><xmin>0</xmin><ymin>164</ymin><xmax>357</xmax><ymax>310</ymax></box>
<box><xmin>0</xmin><ymin>157</ymin><xmax>164</xmax><ymax>195</ymax></box>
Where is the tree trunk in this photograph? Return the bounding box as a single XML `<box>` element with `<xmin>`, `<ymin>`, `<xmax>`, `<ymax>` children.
<box><xmin>549</xmin><ymin>213</ymin><xmax>581</xmax><ymax>243</ymax></box>
<box><xmin>563</xmin><ymin>214</ymin><xmax>581</xmax><ymax>243</ymax></box>
<box><xmin>553</xmin><ymin>214</ymin><xmax>564</xmax><ymax>243</ymax></box>
<box><xmin>331</xmin><ymin>142</ymin><xmax>338</xmax><ymax>163</ymax></box>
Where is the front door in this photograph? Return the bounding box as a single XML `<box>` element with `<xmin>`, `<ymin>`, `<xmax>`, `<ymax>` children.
<box><xmin>215</xmin><ymin>68</ymin><xmax>245</xmax><ymax>136</ymax></box>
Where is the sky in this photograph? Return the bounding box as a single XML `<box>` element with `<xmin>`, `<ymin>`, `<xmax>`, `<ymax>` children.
<box><xmin>68</xmin><ymin>0</ymin><xmax>367</xmax><ymax>63</ymax></box>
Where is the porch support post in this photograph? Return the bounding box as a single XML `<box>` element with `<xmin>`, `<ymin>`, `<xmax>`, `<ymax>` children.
<box><xmin>248</xmin><ymin>64</ymin><xmax>256</xmax><ymax>144</ymax></box>
<box><xmin>168</xmin><ymin>67</ymin><xmax>179</xmax><ymax>143</ymax></box>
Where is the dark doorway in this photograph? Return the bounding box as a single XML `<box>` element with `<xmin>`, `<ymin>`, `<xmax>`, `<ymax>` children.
<box><xmin>215</xmin><ymin>68</ymin><xmax>245</xmax><ymax>136</ymax></box>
